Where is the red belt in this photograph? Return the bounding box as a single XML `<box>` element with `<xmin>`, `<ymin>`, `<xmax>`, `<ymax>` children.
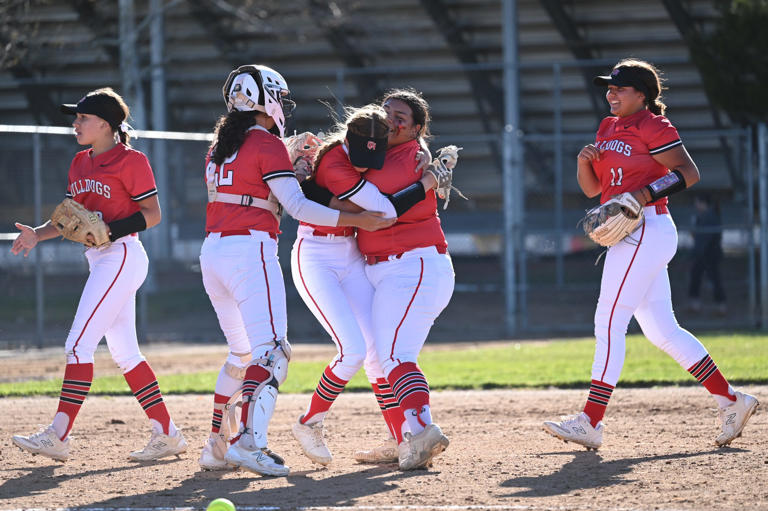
<box><xmin>651</xmin><ymin>204</ymin><xmax>669</xmax><ymax>215</ymax></box>
<box><xmin>207</xmin><ymin>230</ymin><xmax>277</xmax><ymax>240</ymax></box>
<box><xmin>312</xmin><ymin>228</ymin><xmax>355</xmax><ymax>237</ymax></box>
<box><xmin>364</xmin><ymin>245</ymin><xmax>447</xmax><ymax>265</ymax></box>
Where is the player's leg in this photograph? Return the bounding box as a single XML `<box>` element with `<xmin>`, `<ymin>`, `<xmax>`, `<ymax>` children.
<box><xmin>221</xmin><ymin>235</ymin><xmax>290</xmax><ymax>476</ymax></box>
<box><xmin>634</xmin><ymin>266</ymin><xmax>758</xmax><ymax>446</ymax></box>
<box><xmin>199</xmin><ymin>241</ymin><xmax>253</xmax><ymax>469</ymax></box>
<box><xmin>13</xmin><ymin>243</ymin><xmax>136</xmax><ymax>460</ymax></box>
<box><xmin>102</xmin><ymin>241</ymin><xmax>186</xmax><ymax>461</ymax></box>
<box><xmin>367</xmin><ymin>250</ymin><xmax>454</xmax><ymax>470</ymax></box>
<box><xmin>544</xmin><ymin>216</ymin><xmax>675</xmax><ymax>448</ymax></box>
<box><xmin>289</xmin><ymin>238</ymin><xmax>369</xmax><ymax>464</ymax></box>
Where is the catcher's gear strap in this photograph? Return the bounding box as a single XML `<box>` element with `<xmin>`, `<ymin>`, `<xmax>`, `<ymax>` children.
<box><xmin>210</xmin><ymin>191</ymin><xmax>279</xmax><ymax>214</ymax></box>
<box><xmin>107</xmin><ymin>211</ymin><xmax>147</xmax><ymax>242</ymax></box>
<box><xmin>224</xmin><ymin>361</ymin><xmax>248</xmax><ymax>380</ymax></box>
<box><xmin>237</xmin><ymin>339</ymin><xmax>290</xmax><ymax>450</ymax></box>
<box><xmin>645</xmin><ymin>169</ymin><xmax>686</xmax><ymax>202</ymax></box>
<box><xmin>388</xmin><ymin>182</ymin><xmax>426</xmax><ymax>217</ymax></box>
<box><xmin>301</xmin><ymin>179</ymin><xmax>334</xmax><ymax>207</ymax></box>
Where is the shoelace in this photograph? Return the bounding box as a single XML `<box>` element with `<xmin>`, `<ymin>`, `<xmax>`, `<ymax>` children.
<box><xmin>309</xmin><ymin>425</ymin><xmax>326</xmax><ymax>448</ymax></box>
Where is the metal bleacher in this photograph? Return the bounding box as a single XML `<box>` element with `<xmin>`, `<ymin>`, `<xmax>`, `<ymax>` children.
<box><xmin>0</xmin><ymin>0</ymin><xmax>739</xmax><ymax>225</ymax></box>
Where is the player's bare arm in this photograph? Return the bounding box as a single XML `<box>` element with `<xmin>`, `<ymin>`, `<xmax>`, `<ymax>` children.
<box><xmin>137</xmin><ymin>195</ymin><xmax>162</xmax><ymax>229</ymax></box>
<box><xmin>11</xmin><ymin>221</ymin><xmax>60</xmax><ymax>257</ymax></box>
<box><xmin>577</xmin><ymin>144</ymin><xmax>602</xmax><ymax>198</ymax></box>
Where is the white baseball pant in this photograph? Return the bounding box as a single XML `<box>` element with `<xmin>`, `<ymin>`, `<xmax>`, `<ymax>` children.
<box><xmin>593</xmin><ymin>206</ymin><xmax>708</xmax><ymax>386</ymax></box>
<box><xmin>365</xmin><ymin>246</ymin><xmax>455</xmax><ymax>377</ymax></box>
<box><xmin>65</xmin><ymin>236</ymin><xmax>148</xmax><ymax>372</ymax></box>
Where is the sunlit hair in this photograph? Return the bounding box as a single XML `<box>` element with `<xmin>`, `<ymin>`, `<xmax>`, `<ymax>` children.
<box><xmin>381</xmin><ymin>87</ymin><xmax>432</xmax><ymax>141</ymax></box>
<box><xmin>314</xmin><ymin>103</ymin><xmax>389</xmax><ymax>167</ymax></box>
<box><xmin>208</xmin><ymin>111</ymin><xmax>260</xmax><ymax>165</ymax></box>
<box><xmin>614</xmin><ymin>58</ymin><xmax>667</xmax><ymax>115</ymax></box>
<box><xmin>88</xmin><ymin>87</ymin><xmax>132</xmax><ymax>146</ymax></box>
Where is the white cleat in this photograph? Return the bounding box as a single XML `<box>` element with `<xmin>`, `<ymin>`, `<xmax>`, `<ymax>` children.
<box><xmin>224</xmin><ymin>443</ymin><xmax>290</xmax><ymax>476</ymax></box>
<box><xmin>12</xmin><ymin>425</ymin><xmax>70</xmax><ymax>462</ymax></box>
<box><xmin>129</xmin><ymin>429</ymin><xmax>188</xmax><ymax>461</ymax></box>
<box><xmin>716</xmin><ymin>391</ymin><xmax>759</xmax><ymax>447</ymax></box>
<box><xmin>198</xmin><ymin>433</ymin><xmax>231</xmax><ymax>471</ymax></box>
<box><xmin>354</xmin><ymin>438</ymin><xmax>399</xmax><ymax>464</ymax></box>
<box><xmin>543</xmin><ymin>412</ymin><xmax>603</xmax><ymax>450</ymax></box>
<box><xmin>398</xmin><ymin>423</ymin><xmax>449</xmax><ymax>471</ymax></box>
<box><xmin>292</xmin><ymin>418</ymin><xmax>332</xmax><ymax>465</ymax></box>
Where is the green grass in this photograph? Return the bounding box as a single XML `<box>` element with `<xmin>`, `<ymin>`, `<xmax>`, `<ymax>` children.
<box><xmin>2</xmin><ymin>333</ymin><xmax>767</xmax><ymax>397</ymax></box>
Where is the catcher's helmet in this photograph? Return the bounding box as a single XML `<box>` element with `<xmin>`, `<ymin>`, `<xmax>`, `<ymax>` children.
<box><xmin>222</xmin><ymin>64</ymin><xmax>296</xmax><ymax>138</ymax></box>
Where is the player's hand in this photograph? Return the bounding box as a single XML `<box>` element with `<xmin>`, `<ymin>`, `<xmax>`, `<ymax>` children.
<box><xmin>353</xmin><ymin>211</ymin><xmax>397</xmax><ymax>232</ymax></box>
<box><xmin>415</xmin><ymin>148</ymin><xmax>432</xmax><ymax>173</ymax></box>
<box><xmin>11</xmin><ymin>223</ymin><xmax>39</xmax><ymax>257</ymax></box>
<box><xmin>420</xmin><ymin>171</ymin><xmax>438</xmax><ymax>191</ymax></box>
<box><xmin>578</xmin><ymin>144</ymin><xmax>603</xmax><ymax>162</ymax></box>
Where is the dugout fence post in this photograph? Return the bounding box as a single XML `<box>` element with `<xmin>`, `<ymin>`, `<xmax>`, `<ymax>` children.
<box><xmin>746</xmin><ymin>126</ymin><xmax>756</xmax><ymax>326</ymax></box>
<box><xmin>759</xmin><ymin>122</ymin><xmax>768</xmax><ymax>330</ymax></box>
<box><xmin>502</xmin><ymin>0</ymin><xmax>522</xmax><ymax>336</ymax></box>
<box><xmin>553</xmin><ymin>62</ymin><xmax>564</xmax><ymax>288</ymax></box>
<box><xmin>33</xmin><ymin>133</ymin><xmax>45</xmax><ymax>347</ymax></box>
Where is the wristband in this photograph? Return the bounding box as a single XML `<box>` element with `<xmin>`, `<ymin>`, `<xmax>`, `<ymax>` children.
<box><xmin>301</xmin><ymin>179</ymin><xmax>334</xmax><ymax>207</ymax></box>
<box><xmin>645</xmin><ymin>169</ymin><xmax>686</xmax><ymax>202</ymax></box>
<box><xmin>107</xmin><ymin>211</ymin><xmax>147</xmax><ymax>241</ymax></box>
<box><xmin>388</xmin><ymin>182</ymin><xmax>426</xmax><ymax>217</ymax></box>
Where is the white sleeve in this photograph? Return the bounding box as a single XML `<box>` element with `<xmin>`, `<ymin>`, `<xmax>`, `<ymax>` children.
<box><xmin>267</xmin><ymin>176</ymin><xmax>340</xmax><ymax>227</ymax></box>
<box><xmin>348</xmin><ymin>181</ymin><xmax>397</xmax><ymax>218</ymax></box>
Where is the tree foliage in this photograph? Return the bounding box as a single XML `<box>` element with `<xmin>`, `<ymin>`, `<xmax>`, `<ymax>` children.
<box><xmin>691</xmin><ymin>0</ymin><xmax>768</xmax><ymax>124</ymax></box>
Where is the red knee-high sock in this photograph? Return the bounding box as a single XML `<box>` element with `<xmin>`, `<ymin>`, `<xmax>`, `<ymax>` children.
<box><xmin>211</xmin><ymin>393</ymin><xmax>230</xmax><ymax>434</ymax></box>
<box><xmin>55</xmin><ymin>363</ymin><xmax>93</xmax><ymax>440</ymax></box>
<box><xmin>300</xmin><ymin>365</ymin><xmax>348</xmax><ymax>424</ymax></box>
<box><xmin>233</xmin><ymin>364</ymin><xmax>271</xmax><ymax>443</ymax></box>
<box><xmin>688</xmin><ymin>354</ymin><xmax>736</xmax><ymax>401</ymax></box>
<box><xmin>386</xmin><ymin>362</ymin><xmax>429</xmax><ymax>419</ymax></box>
<box><xmin>582</xmin><ymin>379</ymin><xmax>615</xmax><ymax>427</ymax></box>
<box><xmin>373</xmin><ymin>378</ymin><xmax>406</xmax><ymax>443</ymax></box>
<box><xmin>124</xmin><ymin>361</ymin><xmax>172</xmax><ymax>435</ymax></box>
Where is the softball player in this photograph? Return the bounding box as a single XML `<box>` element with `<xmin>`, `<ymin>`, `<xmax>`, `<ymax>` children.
<box><xmin>543</xmin><ymin>59</ymin><xmax>759</xmax><ymax>450</ymax></box>
<box><xmin>359</xmin><ymin>89</ymin><xmax>454</xmax><ymax>470</ymax></box>
<box><xmin>290</xmin><ymin>103</ymin><xmax>439</xmax><ymax>466</ymax></box>
<box><xmin>197</xmin><ymin>65</ymin><xmax>394</xmax><ymax>476</ymax></box>
<box><xmin>10</xmin><ymin>88</ymin><xmax>187</xmax><ymax>462</ymax></box>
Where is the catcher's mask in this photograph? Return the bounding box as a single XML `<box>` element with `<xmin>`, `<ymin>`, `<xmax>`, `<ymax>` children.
<box><xmin>222</xmin><ymin>64</ymin><xmax>296</xmax><ymax>138</ymax></box>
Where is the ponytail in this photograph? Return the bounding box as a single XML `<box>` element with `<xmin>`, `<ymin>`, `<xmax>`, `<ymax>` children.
<box><xmin>209</xmin><ymin>111</ymin><xmax>258</xmax><ymax>165</ymax></box>
<box><xmin>117</xmin><ymin>126</ymin><xmax>131</xmax><ymax>147</ymax></box>
<box><xmin>648</xmin><ymin>98</ymin><xmax>666</xmax><ymax>116</ymax></box>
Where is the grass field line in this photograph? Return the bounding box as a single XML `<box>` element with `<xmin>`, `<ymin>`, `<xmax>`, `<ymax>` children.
<box><xmin>3</xmin><ymin>505</ymin><xmax>695</xmax><ymax>511</ymax></box>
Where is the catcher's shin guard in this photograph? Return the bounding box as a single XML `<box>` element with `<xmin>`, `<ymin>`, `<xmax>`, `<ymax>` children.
<box><xmin>237</xmin><ymin>340</ymin><xmax>290</xmax><ymax>450</ymax></box>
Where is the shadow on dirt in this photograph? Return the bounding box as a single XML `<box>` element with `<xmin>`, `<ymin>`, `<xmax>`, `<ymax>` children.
<box><xmin>5</xmin><ymin>463</ymin><xmax>441</xmax><ymax>509</ymax></box>
<box><xmin>499</xmin><ymin>448</ymin><xmax>748</xmax><ymax>498</ymax></box>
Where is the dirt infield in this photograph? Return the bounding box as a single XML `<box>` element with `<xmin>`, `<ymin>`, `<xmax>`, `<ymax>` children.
<box><xmin>0</xmin><ymin>344</ymin><xmax>766</xmax><ymax>511</ymax></box>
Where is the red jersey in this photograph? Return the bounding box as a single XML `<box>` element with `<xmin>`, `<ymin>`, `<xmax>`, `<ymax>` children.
<box><xmin>300</xmin><ymin>143</ymin><xmax>364</xmax><ymax>236</ymax></box>
<box><xmin>205</xmin><ymin>126</ymin><xmax>294</xmax><ymax>235</ymax></box>
<box><xmin>357</xmin><ymin>139</ymin><xmax>447</xmax><ymax>257</ymax></box>
<box><xmin>592</xmin><ymin>108</ymin><xmax>682</xmax><ymax>205</ymax></box>
<box><xmin>65</xmin><ymin>143</ymin><xmax>157</xmax><ymax>224</ymax></box>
